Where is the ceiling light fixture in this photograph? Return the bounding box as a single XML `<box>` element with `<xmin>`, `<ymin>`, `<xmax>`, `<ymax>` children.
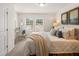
<box><xmin>38</xmin><ymin>3</ymin><xmax>46</xmax><ymax>7</ymax></box>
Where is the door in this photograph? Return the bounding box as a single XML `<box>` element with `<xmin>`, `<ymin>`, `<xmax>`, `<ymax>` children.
<box><xmin>4</xmin><ymin>8</ymin><xmax>8</xmax><ymax>55</ymax></box>
<box><xmin>0</xmin><ymin>7</ymin><xmax>8</xmax><ymax>55</ymax></box>
<box><xmin>0</xmin><ymin>7</ymin><xmax>5</xmax><ymax>55</ymax></box>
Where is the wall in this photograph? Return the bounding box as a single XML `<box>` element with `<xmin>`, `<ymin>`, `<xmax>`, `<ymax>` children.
<box><xmin>18</xmin><ymin>13</ymin><xmax>56</xmax><ymax>32</ymax></box>
<box><xmin>14</xmin><ymin>13</ymin><xmax>18</xmax><ymax>28</ymax></box>
<box><xmin>56</xmin><ymin>3</ymin><xmax>79</xmax><ymax>30</ymax></box>
<box><xmin>7</xmin><ymin>4</ymin><xmax>16</xmax><ymax>52</ymax></box>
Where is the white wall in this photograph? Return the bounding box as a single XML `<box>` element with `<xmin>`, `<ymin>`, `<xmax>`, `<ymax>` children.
<box><xmin>18</xmin><ymin>13</ymin><xmax>56</xmax><ymax>32</ymax></box>
<box><xmin>7</xmin><ymin>4</ymin><xmax>16</xmax><ymax>52</ymax></box>
<box><xmin>56</xmin><ymin>3</ymin><xmax>79</xmax><ymax>29</ymax></box>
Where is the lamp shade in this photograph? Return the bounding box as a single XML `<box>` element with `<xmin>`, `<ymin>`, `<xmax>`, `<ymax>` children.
<box><xmin>53</xmin><ymin>20</ymin><xmax>60</xmax><ymax>27</ymax></box>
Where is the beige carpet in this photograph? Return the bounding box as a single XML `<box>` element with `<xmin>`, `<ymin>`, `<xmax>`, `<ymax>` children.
<box><xmin>6</xmin><ymin>38</ymin><xmax>27</xmax><ymax>56</ymax></box>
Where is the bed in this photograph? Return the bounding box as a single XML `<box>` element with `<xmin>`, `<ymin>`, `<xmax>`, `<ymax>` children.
<box><xmin>6</xmin><ymin>32</ymin><xmax>79</xmax><ymax>56</ymax></box>
<box><xmin>23</xmin><ymin>32</ymin><xmax>79</xmax><ymax>55</ymax></box>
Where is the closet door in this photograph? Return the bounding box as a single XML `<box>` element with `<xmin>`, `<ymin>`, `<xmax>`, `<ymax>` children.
<box><xmin>0</xmin><ymin>6</ymin><xmax>8</xmax><ymax>56</ymax></box>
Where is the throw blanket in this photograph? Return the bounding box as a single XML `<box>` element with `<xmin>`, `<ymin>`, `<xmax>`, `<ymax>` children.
<box><xmin>28</xmin><ymin>34</ymin><xmax>48</xmax><ymax>56</ymax></box>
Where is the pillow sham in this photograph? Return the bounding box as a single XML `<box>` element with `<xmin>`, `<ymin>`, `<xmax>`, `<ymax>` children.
<box><xmin>50</xmin><ymin>29</ymin><xmax>57</xmax><ymax>36</ymax></box>
<box><xmin>63</xmin><ymin>28</ymin><xmax>79</xmax><ymax>40</ymax></box>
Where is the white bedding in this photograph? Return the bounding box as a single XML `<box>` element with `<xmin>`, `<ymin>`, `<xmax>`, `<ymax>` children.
<box><xmin>50</xmin><ymin>36</ymin><xmax>79</xmax><ymax>53</ymax></box>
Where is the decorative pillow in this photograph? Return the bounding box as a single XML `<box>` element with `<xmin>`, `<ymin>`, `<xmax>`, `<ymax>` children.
<box><xmin>56</xmin><ymin>30</ymin><xmax>63</xmax><ymax>38</ymax></box>
<box><xmin>63</xmin><ymin>31</ymin><xmax>70</xmax><ymax>39</ymax></box>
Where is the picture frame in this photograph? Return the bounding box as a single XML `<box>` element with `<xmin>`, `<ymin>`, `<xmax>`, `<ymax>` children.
<box><xmin>61</xmin><ymin>12</ymin><xmax>68</xmax><ymax>24</ymax></box>
<box><xmin>69</xmin><ymin>8</ymin><xmax>79</xmax><ymax>25</ymax></box>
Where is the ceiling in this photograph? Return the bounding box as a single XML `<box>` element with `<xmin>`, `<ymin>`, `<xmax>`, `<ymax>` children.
<box><xmin>14</xmin><ymin>3</ymin><xmax>74</xmax><ymax>14</ymax></box>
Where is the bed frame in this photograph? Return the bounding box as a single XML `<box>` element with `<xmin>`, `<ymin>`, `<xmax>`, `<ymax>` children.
<box><xmin>31</xmin><ymin>53</ymin><xmax>79</xmax><ymax>56</ymax></box>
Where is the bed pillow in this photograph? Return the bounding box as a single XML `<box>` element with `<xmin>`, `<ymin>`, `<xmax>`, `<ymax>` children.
<box><xmin>63</xmin><ymin>31</ymin><xmax>70</xmax><ymax>39</ymax></box>
<box><xmin>63</xmin><ymin>28</ymin><xmax>79</xmax><ymax>40</ymax></box>
<box><xmin>50</xmin><ymin>29</ymin><xmax>57</xmax><ymax>36</ymax></box>
<box><xmin>69</xmin><ymin>28</ymin><xmax>79</xmax><ymax>40</ymax></box>
<box><xmin>75</xmin><ymin>28</ymin><xmax>79</xmax><ymax>40</ymax></box>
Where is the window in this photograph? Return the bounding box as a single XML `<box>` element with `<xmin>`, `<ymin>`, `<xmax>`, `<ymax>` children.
<box><xmin>36</xmin><ymin>19</ymin><xmax>43</xmax><ymax>25</ymax></box>
<box><xmin>26</xmin><ymin>17</ymin><xmax>44</xmax><ymax>32</ymax></box>
<box><xmin>26</xmin><ymin>18</ymin><xmax>33</xmax><ymax>30</ymax></box>
<box><xmin>26</xmin><ymin>18</ymin><xmax>33</xmax><ymax>25</ymax></box>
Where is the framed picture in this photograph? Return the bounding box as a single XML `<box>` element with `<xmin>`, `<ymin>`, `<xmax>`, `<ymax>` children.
<box><xmin>61</xmin><ymin>12</ymin><xmax>68</xmax><ymax>24</ymax></box>
<box><xmin>69</xmin><ymin>8</ymin><xmax>79</xmax><ymax>25</ymax></box>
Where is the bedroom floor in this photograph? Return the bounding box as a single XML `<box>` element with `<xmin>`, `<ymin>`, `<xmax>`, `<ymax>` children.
<box><xmin>6</xmin><ymin>39</ymin><xmax>27</xmax><ymax>56</ymax></box>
